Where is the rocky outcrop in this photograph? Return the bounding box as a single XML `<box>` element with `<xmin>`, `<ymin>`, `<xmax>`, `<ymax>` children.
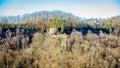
<box><xmin>48</xmin><ymin>28</ymin><xmax>58</xmax><ymax>35</ymax></box>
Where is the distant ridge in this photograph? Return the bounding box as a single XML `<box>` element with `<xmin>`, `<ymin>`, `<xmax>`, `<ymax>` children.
<box><xmin>0</xmin><ymin>10</ymin><xmax>119</xmax><ymax>24</ymax></box>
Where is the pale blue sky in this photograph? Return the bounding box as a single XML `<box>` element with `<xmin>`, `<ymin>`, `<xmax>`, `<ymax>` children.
<box><xmin>0</xmin><ymin>0</ymin><xmax>120</xmax><ymax>18</ymax></box>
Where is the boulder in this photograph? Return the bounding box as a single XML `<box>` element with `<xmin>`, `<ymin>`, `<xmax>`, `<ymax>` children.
<box><xmin>49</xmin><ymin>28</ymin><xmax>58</xmax><ymax>35</ymax></box>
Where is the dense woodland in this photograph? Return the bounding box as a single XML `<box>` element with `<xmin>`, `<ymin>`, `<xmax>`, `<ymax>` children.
<box><xmin>0</xmin><ymin>11</ymin><xmax>120</xmax><ymax>68</ymax></box>
<box><xmin>0</xmin><ymin>11</ymin><xmax>120</xmax><ymax>34</ymax></box>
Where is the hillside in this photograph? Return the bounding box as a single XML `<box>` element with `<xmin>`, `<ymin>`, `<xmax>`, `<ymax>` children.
<box><xmin>0</xmin><ymin>11</ymin><xmax>120</xmax><ymax>68</ymax></box>
<box><xmin>0</xmin><ymin>10</ymin><xmax>80</xmax><ymax>24</ymax></box>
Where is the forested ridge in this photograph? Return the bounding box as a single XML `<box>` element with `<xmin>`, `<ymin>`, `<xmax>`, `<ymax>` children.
<box><xmin>0</xmin><ymin>10</ymin><xmax>120</xmax><ymax>68</ymax></box>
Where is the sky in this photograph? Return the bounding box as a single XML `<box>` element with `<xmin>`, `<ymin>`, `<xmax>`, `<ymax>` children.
<box><xmin>0</xmin><ymin>0</ymin><xmax>120</xmax><ymax>18</ymax></box>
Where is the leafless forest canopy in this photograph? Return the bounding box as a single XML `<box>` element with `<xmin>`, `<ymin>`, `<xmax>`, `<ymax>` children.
<box><xmin>0</xmin><ymin>11</ymin><xmax>120</xmax><ymax>68</ymax></box>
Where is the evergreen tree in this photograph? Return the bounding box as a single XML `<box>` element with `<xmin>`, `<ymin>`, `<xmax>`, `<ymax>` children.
<box><xmin>60</xmin><ymin>24</ymin><xmax>64</xmax><ymax>33</ymax></box>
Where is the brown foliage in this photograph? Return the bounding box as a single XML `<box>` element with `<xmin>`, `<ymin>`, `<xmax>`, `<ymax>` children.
<box><xmin>0</xmin><ymin>31</ymin><xmax>120</xmax><ymax>68</ymax></box>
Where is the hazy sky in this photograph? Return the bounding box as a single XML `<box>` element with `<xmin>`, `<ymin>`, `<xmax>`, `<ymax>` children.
<box><xmin>0</xmin><ymin>0</ymin><xmax>120</xmax><ymax>18</ymax></box>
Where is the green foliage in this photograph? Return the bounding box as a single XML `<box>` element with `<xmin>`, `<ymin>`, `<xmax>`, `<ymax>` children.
<box><xmin>60</xmin><ymin>24</ymin><xmax>65</xmax><ymax>33</ymax></box>
<box><xmin>64</xmin><ymin>26</ymin><xmax>72</xmax><ymax>32</ymax></box>
<box><xmin>91</xmin><ymin>23</ymin><xmax>103</xmax><ymax>29</ymax></box>
<box><xmin>49</xmin><ymin>18</ymin><xmax>66</xmax><ymax>33</ymax></box>
<box><xmin>77</xmin><ymin>21</ymin><xmax>85</xmax><ymax>29</ymax></box>
<box><xmin>0</xmin><ymin>23</ymin><xmax>40</xmax><ymax>30</ymax></box>
<box><xmin>1</xmin><ymin>24</ymin><xmax>10</xmax><ymax>29</ymax></box>
<box><xmin>49</xmin><ymin>19</ymin><xmax>62</xmax><ymax>28</ymax></box>
<box><xmin>0</xmin><ymin>24</ymin><xmax>16</xmax><ymax>29</ymax></box>
<box><xmin>104</xmin><ymin>25</ymin><xmax>113</xmax><ymax>33</ymax></box>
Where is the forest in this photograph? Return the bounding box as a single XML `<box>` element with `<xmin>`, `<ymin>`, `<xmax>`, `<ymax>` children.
<box><xmin>0</xmin><ymin>10</ymin><xmax>120</xmax><ymax>68</ymax></box>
